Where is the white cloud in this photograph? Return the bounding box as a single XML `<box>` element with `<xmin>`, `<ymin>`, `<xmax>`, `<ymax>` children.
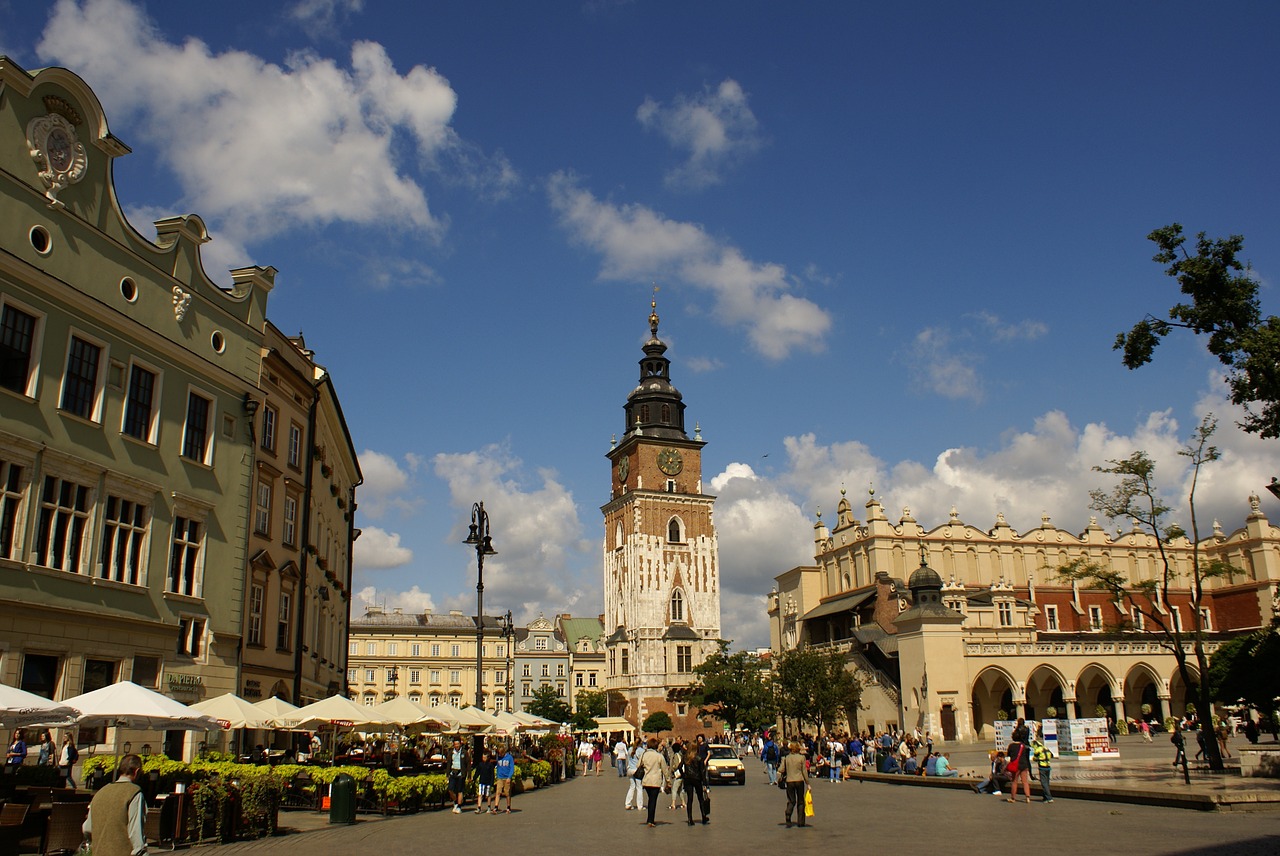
<box><xmin>547</xmin><ymin>172</ymin><xmax>831</xmax><ymax>359</ymax></box>
<box><xmin>431</xmin><ymin>443</ymin><xmax>596</xmax><ymax>623</ymax></box>
<box><xmin>36</xmin><ymin>0</ymin><xmax>515</xmax><ymax>253</ymax></box>
<box><xmin>288</xmin><ymin>0</ymin><xmax>364</xmax><ymax>41</ymax></box>
<box><xmin>356</xmin><ymin>584</ymin><xmax>435</xmax><ymax>615</ymax></box>
<box><xmin>908</xmin><ymin>327</ymin><xmax>984</xmax><ymax>402</ymax></box>
<box><xmin>357</xmin><ymin>449</ymin><xmax>421</xmax><ymax>518</ymax></box>
<box><xmin>354</xmin><ymin>525</ymin><xmax>414</xmax><ymax>569</ymax></box>
<box><xmin>972</xmin><ymin>311</ymin><xmax>1049</xmax><ymax>342</ymax></box>
<box><xmin>637</xmin><ymin>78</ymin><xmax>762</xmax><ymax>189</ymax></box>
<box><xmin>685</xmin><ymin>355</ymin><xmax>723</xmax><ymax>373</ymax></box>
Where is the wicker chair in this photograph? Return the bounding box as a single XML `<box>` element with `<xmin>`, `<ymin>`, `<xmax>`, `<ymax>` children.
<box><xmin>0</xmin><ymin>803</ymin><xmax>29</xmax><ymax>856</ymax></box>
<box><xmin>42</xmin><ymin>802</ymin><xmax>89</xmax><ymax>856</ymax></box>
<box><xmin>0</xmin><ymin>804</ymin><xmax>25</xmax><ymax>826</ymax></box>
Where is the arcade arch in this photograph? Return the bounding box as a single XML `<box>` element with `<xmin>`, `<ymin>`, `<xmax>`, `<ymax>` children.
<box><xmin>970</xmin><ymin>666</ymin><xmax>1017</xmax><ymax>741</ymax></box>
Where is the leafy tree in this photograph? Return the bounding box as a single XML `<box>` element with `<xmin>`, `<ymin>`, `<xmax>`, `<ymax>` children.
<box><xmin>1058</xmin><ymin>414</ymin><xmax>1231</xmax><ymax>771</ymax></box>
<box><xmin>1209</xmin><ymin>626</ymin><xmax>1280</xmax><ymax>722</ymax></box>
<box><xmin>773</xmin><ymin>647</ymin><xmax>862</xmax><ymax>735</ymax></box>
<box><xmin>571</xmin><ymin>689</ymin><xmax>607</xmax><ymax>732</ymax></box>
<box><xmin>526</xmin><ymin>684</ymin><xmax>571</xmax><ymax>723</ymax></box>
<box><xmin>689</xmin><ymin>642</ymin><xmax>776</xmax><ymax>732</ymax></box>
<box><xmin>640</xmin><ymin>711</ymin><xmax>673</xmax><ymax>736</ymax></box>
<box><xmin>1115</xmin><ymin>224</ymin><xmax>1280</xmax><ymax>437</ymax></box>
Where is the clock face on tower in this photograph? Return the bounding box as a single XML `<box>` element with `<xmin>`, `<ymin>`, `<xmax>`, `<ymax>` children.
<box><xmin>618</xmin><ymin>456</ymin><xmax>630</xmax><ymax>484</ymax></box>
<box><xmin>657</xmin><ymin>447</ymin><xmax>683</xmax><ymax>476</ymax></box>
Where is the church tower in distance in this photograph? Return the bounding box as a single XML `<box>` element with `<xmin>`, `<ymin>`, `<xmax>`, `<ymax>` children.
<box><xmin>602</xmin><ymin>296</ymin><xmax>722</xmax><ymax>732</ymax></box>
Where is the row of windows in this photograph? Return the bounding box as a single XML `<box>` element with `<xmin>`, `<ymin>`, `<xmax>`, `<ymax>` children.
<box><xmin>351</xmin><ymin>641</ymin><xmax>508</xmax><ymax>658</ymax></box>
<box><xmin>609</xmin><ymin>643</ymin><xmax>693</xmax><ymax>676</ymax></box>
<box><xmin>247</xmin><ymin>583</ymin><xmax>294</xmax><ymax>650</ymax></box>
<box><xmin>0</xmin><ymin>453</ymin><xmax>208</xmax><ymax>597</ymax></box>
<box><xmin>359</xmin><ymin>693</ymin><xmax>509</xmax><ymax>711</ymax></box>
<box><xmin>254</xmin><ymin>480</ymin><xmax>299</xmax><ymax>545</ymax></box>
<box><xmin>349</xmin><ymin>668</ymin><xmax>508</xmax><ymax>685</ymax></box>
<box><xmin>258</xmin><ymin>404</ymin><xmax>304</xmax><ymax>469</ymax></box>
<box><xmin>2</xmin><ymin>301</ymin><xmax>226</xmax><ymax>465</ymax></box>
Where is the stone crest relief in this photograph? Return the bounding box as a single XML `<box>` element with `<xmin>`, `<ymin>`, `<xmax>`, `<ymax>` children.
<box><xmin>27</xmin><ymin>98</ymin><xmax>88</xmax><ymax>208</ymax></box>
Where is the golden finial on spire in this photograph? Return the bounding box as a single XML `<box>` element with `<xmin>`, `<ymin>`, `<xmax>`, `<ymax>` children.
<box><xmin>649</xmin><ymin>283</ymin><xmax>660</xmax><ymax>335</ymax></box>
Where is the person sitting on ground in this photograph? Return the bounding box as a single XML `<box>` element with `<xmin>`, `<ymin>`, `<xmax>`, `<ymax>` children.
<box><xmin>902</xmin><ymin>753</ymin><xmax>919</xmax><ymax>775</ymax></box>
<box><xmin>882</xmin><ymin>753</ymin><xmax>901</xmax><ymax>774</ymax></box>
<box><xmin>923</xmin><ymin>751</ymin><xmax>939</xmax><ymax>776</ymax></box>
<box><xmin>974</xmin><ymin>751</ymin><xmax>1009</xmax><ymax>794</ymax></box>
<box><xmin>933</xmin><ymin>751</ymin><xmax>961</xmax><ymax>778</ymax></box>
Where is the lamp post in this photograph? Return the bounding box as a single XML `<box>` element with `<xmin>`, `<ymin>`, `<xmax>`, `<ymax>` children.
<box><xmin>465</xmin><ymin>502</ymin><xmax>496</xmax><ymax>756</ymax></box>
<box><xmin>503</xmin><ymin>610</ymin><xmax>514</xmax><ymax>712</ymax></box>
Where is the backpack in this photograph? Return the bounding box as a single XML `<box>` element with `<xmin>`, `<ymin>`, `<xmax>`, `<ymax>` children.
<box><xmin>67</xmin><ymin>744</ymin><xmax>79</xmax><ymax>763</ymax></box>
<box><xmin>764</xmin><ymin>744</ymin><xmax>779</xmax><ymax>763</ymax></box>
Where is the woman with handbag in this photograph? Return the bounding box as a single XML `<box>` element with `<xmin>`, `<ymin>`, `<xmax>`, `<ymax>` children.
<box><xmin>1005</xmin><ymin>718</ymin><xmax>1033</xmax><ymax>804</ymax></box>
<box><xmin>779</xmin><ymin>740</ymin><xmax>809</xmax><ymax>828</ymax></box>
<box><xmin>677</xmin><ymin>745</ymin><xmax>708</xmax><ymax>825</ymax></box>
<box><xmin>639</xmin><ymin>737</ymin><xmax>670</xmax><ymax>828</ymax></box>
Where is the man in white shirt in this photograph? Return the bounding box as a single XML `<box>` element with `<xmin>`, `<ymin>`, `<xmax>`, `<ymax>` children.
<box><xmin>83</xmin><ymin>753</ymin><xmax>146</xmax><ymax>856</ymax></box>
<box><xmin>613</xmin><ymin>737</ymin><xmax>629</xmax><ymax>777</ymax></box>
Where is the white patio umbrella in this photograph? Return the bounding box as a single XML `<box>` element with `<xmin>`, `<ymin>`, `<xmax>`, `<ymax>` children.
<box><xmin>62</xmin><ymin>681</ymin><xmax>221</xmax><ymax>732</ymax></box>
<box><xmin>431</xmin><ymin>704</ymin><xmax>495</xmax><ymax>733</ymax></box>
<box><xmin>371</xmin><ymin>697</ymin><xmax>461</xmax><ymax>732</ymax></box>
<box><xmin>190</xmin><ymin>693</ymin><xmax>277</xmax><ymax>730</ymax></box>
<box><xmin>0</xmin><ymin>683</ymin><xmax>80</xmax><ymax>729</ymax></box>
<box><xmin>289</xmin><ymin>695</ymin><xmax>388</xmax><ymax>730</ymax></box>
<box><xmin>253</xmin><ymin>696</ymin><xmax>301</xmax><ymax>729</ymax></box>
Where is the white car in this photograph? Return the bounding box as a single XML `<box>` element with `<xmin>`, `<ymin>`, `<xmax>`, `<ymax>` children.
<box><xmin>704</xmin><ymin>744</ymin><xmax>746</xmax><ymax>785</ymax></box>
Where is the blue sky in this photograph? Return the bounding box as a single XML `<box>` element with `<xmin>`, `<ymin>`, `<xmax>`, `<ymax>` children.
<box><xmin>4</xmin><ymin>0</ymin><xmax>1280</xmax><ymax>649</ymax></box>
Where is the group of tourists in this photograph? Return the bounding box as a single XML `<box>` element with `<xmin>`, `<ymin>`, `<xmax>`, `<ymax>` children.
<box><xmin>6</xmin><ymin>728</ymin><xmax>80</xmax><ymax>787</ymax></box>
<box><xmin>614</xmin><ymin>733</ymin><xmax>714</xmax><ymax>828</ymax></box>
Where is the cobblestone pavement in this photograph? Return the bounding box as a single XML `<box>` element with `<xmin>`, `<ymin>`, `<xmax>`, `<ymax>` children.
<box><xmin>214</xmin><ymin>743</ymin><xmax>1280</xmax><ymax>856</ymax></box>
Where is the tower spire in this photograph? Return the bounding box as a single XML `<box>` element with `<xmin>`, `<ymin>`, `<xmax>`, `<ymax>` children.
<box><xmin>649</xmin><ymin>283</ymin><xmax>660</xmax><ymax>336</ymax></box>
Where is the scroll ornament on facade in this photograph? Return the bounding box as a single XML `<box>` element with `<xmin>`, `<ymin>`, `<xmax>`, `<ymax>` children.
<box><xmin>27</xmin><ymin>109</ymin><xmax>88</xmax><ymax>208</ymax></box>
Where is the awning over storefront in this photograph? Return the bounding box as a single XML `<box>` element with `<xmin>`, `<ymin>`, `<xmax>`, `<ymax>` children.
<box><xmin>802</xmin><ymin>589</ymin><xmax>874</xmax><ymax>621</ymax></box>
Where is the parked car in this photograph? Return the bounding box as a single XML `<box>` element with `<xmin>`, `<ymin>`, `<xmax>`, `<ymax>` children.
<box><xmin>704</xmin><ymin>744</ymin><xmax>745</xmax><ymax>785</ymax></box>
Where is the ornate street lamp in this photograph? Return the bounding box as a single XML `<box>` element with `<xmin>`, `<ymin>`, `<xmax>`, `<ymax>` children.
<box><xmin>464</xmin><ymin>502</ymin><xmax>496</xmax><ymax>753</ymax></box>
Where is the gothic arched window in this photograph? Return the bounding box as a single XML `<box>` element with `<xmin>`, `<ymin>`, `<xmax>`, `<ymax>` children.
<box><xmin>667</xmin><ymin>517</ymin><xmax>682</xmax><ymax>543</ymax></box>
<box><xmin>661</xmin><ymin>404</ymin><xmax>670</xmax><ymax>423</ymax></box>
<box><xmin>670</xmin><ymin>589</ymin><xmax>685</xmax><ymax>622</ymax></box>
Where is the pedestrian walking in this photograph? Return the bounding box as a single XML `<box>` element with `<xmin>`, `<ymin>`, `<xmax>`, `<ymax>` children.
<box><xmin>639</xmin><ymin>737</ymin><xmax>669</xmax><ymax>828</ymax></box>
<box><xmin>780</xmin><ymin>740</ymin><xmax>809</xmax><ymax>828</ymax></box>
<box><xmin>475</xmin><ymin>748</ymin><xmax>496</xmax><ymax>813</ymax></box>
<box><xmin>446</xmin><ymin>736</ymin><xmax>471</xmax><ymax>814</ymax></box>
<box><xmin>82</xmin><ymin>753</ymin><xmax>146</xmax><ymax>856</ymax></box>
<box><xmin>59</xmin><ymin>734</ymin><xmax>79</xmax><ymax>789</ymax></box>
<box><xmin>613</xmin><ymin>736</ymin><xmax>629</xmax><ymax>777</ymax></box>
<box><xmin>1005</xmin><ymin>718</ymin><xmax>1033</xmax><ymax>804</ymax></box>
<box><xmin>624</xmin><ymin>739</ymin><xmax>645</xmax><ymax>811</ymax></box>
<box><xmin>494</xmin><ymin>743</ymin><xmax>515</xmax><ymax>813</ymax></box>
<box><xmin>677</xmin><ymin>745</ymin><xmax>708</xmax><ymax>825</ymax></box>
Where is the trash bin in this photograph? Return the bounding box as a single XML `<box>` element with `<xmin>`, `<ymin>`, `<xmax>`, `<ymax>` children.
<box><xmin>329</xmin><ymin>773</ymin><xmax>356</xmax><ymax>824</ymax></box>
<box><xmin>876</xmin><ymin>749</ymin><xmax>890</xmax><ymax>773</ymax></box>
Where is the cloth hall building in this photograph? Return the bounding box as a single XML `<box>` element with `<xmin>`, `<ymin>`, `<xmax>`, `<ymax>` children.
<box><xmin>770</xmin><ymin>489</ymin><xmax>1280</xmax><ymax>743</ymax></box>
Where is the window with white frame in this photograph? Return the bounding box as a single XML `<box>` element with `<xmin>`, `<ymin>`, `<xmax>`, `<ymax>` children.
<box><xmin>349</xmin><ymin>641</ymin><xmax>358</xmax><ymax>655</ymax></box>
<box><xmin>287</xmin><ymin>423</ymin><xmax>303</xmax><ymax>468</ymax></box>
<box><xmin>99</xmin><ymin>495</ymin><xmax>149</xmax><ymax>585</ymax></box>
<box><xmin>588</xmin><ymin>672</ymin><xmax>597</xmax><ymax>687</ymax></box>
<box><xmin>997</xmin><ymin>601</ymin><xmax>1013</xmax><ymax>627</ymax></box>
<box><xmin>556</xmin><ymin>664</ymin><xmax>565</xmax><ymax>677</ymax></box>
<box><xmin>409</xmin><ymin>669</ymin><xmax>421</xmax><ymax>684</ymax></box>
<box><xmin>248</xmin><ymin>583</ymin><xmax>264</xmax><ymax>645</ymax></box>
<box><xmin>1171</xmin><ymin>606</ymin><xmax>1183</xmax><ymax>631</ymax></box>
<box><xmin>575</xmin><ymin>673</ymin><xmax>583</xmax><ymax>687</ymax></box>
<box><xmin>60</xmin><ymin>334</ymin><xmax>103</xmax><ymax>421</ymax></box>
<box><xmin>451</xmin><ymin>644</ymin><xmax>460</xmax><ymax>657</ymax></box>
<box><xmin>411</xmin><ymin>643</ymin><xmax>422</xmax><ymax>657</ymax></box>
<box><xmin>495</xmin><ymin>670</ymin><xmax>505</xmax><ymax>683</ymax></box>
<box><xmin>430</xmin><ymin>670</ymin><xmax>440</xmax><ymax>684</ymax></box>
<box><xmin>365</xmin><ymin>669</ymin><xmax>375</xmax><ymax>682</ymax></box>
<box><xmin>282</xmin><ymin>494</ymin><xmax>298</xmax><ymax>546</ymax></box>
<box><xmin>347</xmin><ymin>668</ymin><xmax>356</xmax><ymax>683</ymax></box>
<box><xmin>1088</xmin><ymin>605</ymin><xmax>1103</xmax><ymax>631</ymax></box>
<box><xmin>35</xmin><ymin>474</ymin><xmax>92</xmax><ymax>572</ymax></box>
<box><xmin>1130</xmin><ymin>606</ymin><xmax>1144</xmax><ymax>630</ymax></box>
<box><xmin>181</xmin><ymin>390</ymin><xmax>214</xmax><ymax>463</ymax></box>
<box><xmin>1198</xmin><ymin>607</ymin><xmax>1211</xmax><ymax>630</ymax></box>
<box><xmin>254</xmin><ymin>479</ymin><xmax>272</xmax><ymax>535</ymax></box>
<box><xmin>122</xmin><ymin>362</ymin><xmax>159</xmax><ymax>442</ymax></box>
<box><xmin>177</xmin><ymin>616</ymin><xmax>205</xmax><ymax>657</ymax></box>
<box><xmin>388</xmin><ymin>642</ymin><xmax>398</xmax><ymax>655</ymax></box>
<box><xmin>367</xmin><ymin>642</ymin><xmax>377</xmax><ymax>655</ymax></box>
<box><xmin>276</xmin><ymin>591</ymin><xmax>292</xmax><ymax>650</ymax></box>
<box><xmin>0</xmin><ymin>301</ymin><xmax>41</xmax><ymax>397</ymax></box>
<box><xmin>534</xmin><ymin>636</ymin><xmax>548</xmax><ymax>651</ymax></box>
<box><xmin>429</xmin><ymin>694</ymin><xmax>440</xmax><ymax>707</ymax></box>
<box><xmin>0</xmin><ymin>457</ymin><xmax>26</xmax><ymax>560</ymax></box>
<box><xmin>1044</xmin><ymin>604</ymin><xmax>1059</xmax><ymax>631</ymax></box>
<box><xmin>540</xmin><ymin>664</ymin><xmax>549</xmax><ymax>677</ymax></box>
<box><xmin>522</xmin><ymin>663</ymin><xmax>530</xmax><ymax>677</ymax></box>
<box><xmin>496</xmin><ymin>643</ymin><xmax>505</xmax><ymax>657</ymax></box>
<box><xmin>167</xmin><ymin>515</ymin><xmax>203</xmax><ymax>596</ymax></box>
<box><xmin>261</xmin><ymin>405</ymin><xmax>278</xmax><ymax>453</ymax></box>
<box><xmin>449</xmin><ymin>670</ymin><xmax>460</xmax><ymax>684</ymax></box>
<box><xmin>431</xmin><ymin>644</ymin><xmax>440</xmax><ymax>657</ymax></box>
